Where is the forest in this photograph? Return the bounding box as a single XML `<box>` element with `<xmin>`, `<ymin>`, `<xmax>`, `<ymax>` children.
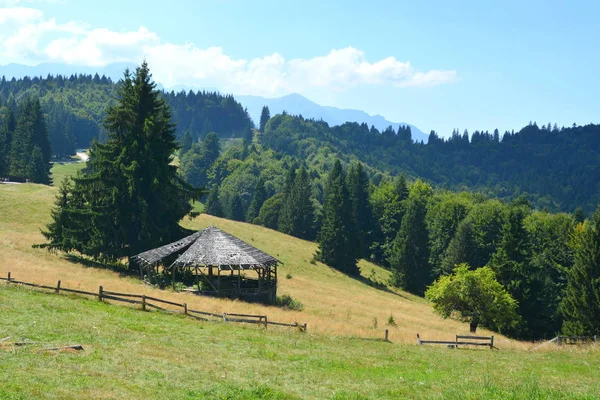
<box><xmin>3</xmin><ymin>69</ymin><xmax>599</xmax><ymax>341</ymax></box>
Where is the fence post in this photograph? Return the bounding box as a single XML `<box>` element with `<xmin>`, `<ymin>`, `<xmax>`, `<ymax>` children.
<box><xmin>385</xmin><ymin>329</ymin><xmax>389</xmax><ymax>341</ymax></box>
<box><xmin>302</xmin><ymin>323</ymin><xmax>307</xmax><ymax>333</ymax></box>
<box><xmin>142</xmin><ymin>295</ymin><xmax>146</xmax><ymax>311</ymax></box>
<box><xmin>7</xmin><ymin>272</ymin><xmax>11</xmax><ymax>282</ymax></box>
<box><xmin>183</xmin><ymin>303</ymin><xmax>187</xmax><ymax>315</ymax></box>
<box><xmin>557</xmin><ymin>336</ymin><xmax>562</xmax><ymax>346</ymax></box>
<box><xmin>264</xmin><ymin>316</ymin><xmax>268</xmax><ymax>328</ymax></box>
<box><xmin>490</xmin><ymin>335</ymin><xmax>494</xmax><ymax>349</ymax></box>
<box><xmin>98</xmin><ymin>286</ymin><xmax>103</xmax><ymax>301</ymax></box>
<box><xmin>56</xmin><ymin>280</ymin><xmax>61</xmax><ymax>294</ymax></box>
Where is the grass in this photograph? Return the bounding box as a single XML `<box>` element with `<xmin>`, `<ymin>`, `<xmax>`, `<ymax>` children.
<box><xmin>49</xmin><ymin>162</ymin><xmax>85</xmax><ymax>185</ymax></box>
<box><xmin>1</xmin><ymin>285</ymin><xmax>599</xmax><ymax>399</ymax></box>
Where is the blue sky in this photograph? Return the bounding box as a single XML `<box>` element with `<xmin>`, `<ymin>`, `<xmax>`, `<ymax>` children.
<box><xmin>0</xmin><ymin>0</ymin><xmax>598</xmax><ymax>136</ymax></box>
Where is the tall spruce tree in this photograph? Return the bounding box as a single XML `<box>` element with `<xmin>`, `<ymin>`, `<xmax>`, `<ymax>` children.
<box><xmin>488</xmin><ymin>206</ymin><xmax>533</xmax><ymax>336</ymax></box>
<box><xmin>246</xmin><ymin>176</ymin><xmax>267</xmax><ymax>222</ymax></box>
<box><xmin>560</xmin><ymin>207</ymin><xmax>600</xmax><ymax>335</ymax></box>
<box><xmin>0</xmin><ymin>107</ymin><xmax>16</xmax><ymax>176</ymax></box>
<box><xmin>388</xmin><ymin>180</ymin><xmax>432</xmax><ymax>294</ymax></box>
<box><xmin>229</xmin><ymin>193</ymin><xmax>245</xmax><ymax>222</ymax></box>
<box><xmin>9</xmin><ymin>98</ymin><xmax>51</xmax><ymax>184</ymax></box>
<box><xmin>40</xmin><ymin>63</ymin><xmax>199</xmax><ymax>261</ymax></box>
<box><xmin>280</xmin><ymin>165</ymin><xmax>315</xmax><ymax>239</ymax></box>
<box><xmin>316</xmin><ymin>159</ymin><xmax>358</xmax><ymax>275</ymax></box>
<box><xmin>347</xmin><ymin>162</ymin><xmax>373</xmax><ymax>259</ymax></box>
<box><xmin>205</xmin><ymin>184</ymin><xmax>223</xmax><ymax>217</ymax></box>
<box><xmin>278</xmin><ymin>165</ymin><xmax>297</xmax><ymax>234</ymax></box>
<box><xmin>259</xmin><ymin>105</ymin><xmax>271</xmax><ymax>132</ymax></box>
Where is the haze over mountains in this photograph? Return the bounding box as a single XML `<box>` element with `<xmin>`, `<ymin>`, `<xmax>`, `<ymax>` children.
<box><xmin>0</xmin><ymin>63</ymin><xmax>427</xmax><ymax>142</ymax></box>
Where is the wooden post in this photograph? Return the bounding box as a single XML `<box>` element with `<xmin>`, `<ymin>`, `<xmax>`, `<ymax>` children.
<box><xmin>172</xmin><ymin>266</ymin><xmax>176</xmax><ymax>291</ymax></box>
<box><xmin>183</xmin><ymin>303</ymin><xmax>188</xmax><ymax>315</ymax></box>
<box><xmin>98</xmin><ymin>286</ymin><xmax>103</xmax><ymax>301</ymax></box>
<box><xmin>385</xmin><ymin>329</ymin><xmax>389</xmax><ymax>341</ymax></box>
<box><xmin>7</xmin><ymin>272</ymin><xmax>11</xmax><ymax>281</ymax></box>
<box><xmin>302</xmin><ymin>323</ymin><xmax>307</xmax><ymax>333</ymax></box>
<box><xmin>142</xmin><ymin>295</ymin><xmax>146</xmax><ymax>311</ymax></box>
<box><xmin>557</xmin><ymin>336</ymin><xmax>562</xmax><ymax>346</ymax></box>
<box><xmin>237</xmin><ymin>267</ymin><xmax>241</xmax><ymax>296</ymax></box>
<box><xmin>56</xmin><ymin>280</ymin><xmax>61</xmax><ymax>294</ymax></box>
<box><xmin>217</xmin><ymin>267</ymin><xmax>221</xmax><ymax>291</ymax></box>
<box><xmin>490</xmin><ymin>335</ymin><xmax>494</xmax><ymax>349</ymax></box>
<box><xmin>264</xmin><ymin>316</ymin><xmax>268</xmax><ymax>328</ymax></box>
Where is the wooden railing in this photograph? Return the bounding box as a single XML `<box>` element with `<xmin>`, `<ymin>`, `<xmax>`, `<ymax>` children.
<box><xmin>0</xmin><ymin>272</ymin><xmax>306</xmax><ymax>332</ymax></box>
<box><xmin>417</xmin><ymin>333</ymin><xmax>496</xmax><ymax>349</ymax></box>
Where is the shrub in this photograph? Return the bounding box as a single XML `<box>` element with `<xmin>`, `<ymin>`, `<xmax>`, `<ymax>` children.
<box><xmin>276</xmin><ymin>294</ymin><xmax>304</xmax><ymax>311</ymax></box>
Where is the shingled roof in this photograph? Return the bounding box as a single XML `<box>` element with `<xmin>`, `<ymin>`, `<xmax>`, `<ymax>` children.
<box><xmin>131</xmin><ymin>226</ymin><xmax>279</xmax><ymax>268</ymax></box>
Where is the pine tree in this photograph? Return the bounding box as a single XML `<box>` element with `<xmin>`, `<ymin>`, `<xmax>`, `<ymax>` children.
<box><xmin>39</xmin><ymin>63</ymin><xmax>200</xmax><ymax>261</ymax></box>
<box><xmin>388</xmin><ymin>180</ymin><xmax>432</xmax><ymax>294</ymax></box>
<box><xmin>347</xmin><ymin>162</ymin><xmax>373</xmax><ymax>259</ymax></box>
<box><xmin>180</xmin><ymin>129</ymin><xmax>193</xmax><ymax>156</ymax></box>
<box><xmin>315</xmin><ymin>160</ymin><xmax>358</xmax><ymax>275</ymax></box>
<box><xmin>205</xmin><ymin>184</ymin><xmax>223</xmax><ymax>217</ymax></box>
<box><xmin>259</xmin><ymin>105</ymin><xmax>271</xmax><ymax>132</ymax></box>
<box><xmin>0</xmin><ymin>107</ymin><xmax>16</xmax><ymax>176</ymax></box>
<box><xmin>560</xmin><ymin>207</ymin><xmax>600</xmax><ymax>335</ymax></box>
<box><xmin>246</xmin><ymin>176</ymin><xmax>267</xmax><ymax>223</ymax></box>
<box><xmin>280</xmin><ymin>165</ymin><xmax>315</xmax><ymax>239</ymax></box>
<box><xmin>229</xmin><ymin>193</ymin><xmax>245</xmax><ymax>222</ymax></box>
<box><xmin>9</xmin><ymin>98</ymin><xmax>51</xmax><ymax>184</ymax></box>
<box><xmin>488</xmin><ymin>206</ymin><xmax>532</xmax><ymax>336</ymax></box>
<box><xmin>278</xmin><ymin>165</ymin><xmax>297</xmax><ymax>234</ymax></box>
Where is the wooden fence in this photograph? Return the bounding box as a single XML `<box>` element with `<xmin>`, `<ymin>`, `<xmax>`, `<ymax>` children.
<box><xmin>417</xmin><ymin>333</ymin><xmax>496</xmax><ymax>349</ymax></box>
<box><xmin>0</xmin><ymin>272</ymin><xmax>307</xmax><ymax>332</ymax></box>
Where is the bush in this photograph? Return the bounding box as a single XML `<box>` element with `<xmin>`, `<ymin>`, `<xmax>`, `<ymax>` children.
<box><xmin>387</xmin><ymin>314</ymin><xmax>397</xmax><ymax>327</ymax></box>
<box><xmin>276</xmin><ymin>294</ymin><xmax>304</xmax><ymax>311</ymax></box>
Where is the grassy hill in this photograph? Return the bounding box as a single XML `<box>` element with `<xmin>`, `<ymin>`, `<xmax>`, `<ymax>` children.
<box><xmin>1</xmin><ymin>163</ymin><xmax>507</xmax><ymax>342</ymax></box>
<box><xmin>1</xmin><ymin>163</ymin><xmax>600</xmax><ymax>398</ymax></box>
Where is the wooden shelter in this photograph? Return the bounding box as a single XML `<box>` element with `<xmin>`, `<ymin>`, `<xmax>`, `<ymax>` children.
<box><xmin>131</xmin><ymin>226</ymin><xmax>279</xmax><ymax>303</ymax></box>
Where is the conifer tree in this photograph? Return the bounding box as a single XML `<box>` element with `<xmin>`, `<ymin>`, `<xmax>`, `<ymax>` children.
<box><xmin>246</xmin><ymin>176</ymin><xmax>267</xmax><ymax>223</ymax></box>
<box><xmin>9</xmin><ymin>98</ymin><xmax>51</xmax><ymax>184</ymax></box>
<box><xmin>180</xmin><ymin>129</ymin><xmax>193</xmax><ymax>156</ymax></box>
<box><xmin>205</xmin><ymin>184</ymin><xmax>223</xmax><ymax>217</ymax></box>
<box><xmin>280</xmin><ymin>165</ymin><xmax>315</xmax><ymax>239</ymax></box>
<box><xmin>316</xmin><ymin>159</ymin><xmax>358</xmax><ymax>275</ymax></box>
<box><xmin>259</xmin><ymin>105</ymin><xmax>271</xmax><ymax>132</ymax></box>
<box><xmin>388</xmin><ymin>180</ymin><xmax>432</xmax><ymax>294</ymax></box>
<box><xmin>278</xmin><ymin>165</ymin><xmax>297</xmax><ymax>234</ymax></box>
<box><xmin>0</xmin><ymin>107</ymin><xmax>16</xmax><ymax>176</ymax></box>
<box><xmin>347</xmin><ymin>162</ymin><xmax>373</xmax><ymax>259</ymax></box>
<box><xmin>560</xmin><ymin>207</ymin><xmax>600</xmax><ymax>335</ymax></box>
<box><xmin>229</xmin><ymin>193</ymin><xmax>245</xmax><ymax>222</ymax></box>
<box><xmin>40</xmin><ymin>63</ymin><xmax>200</xmax><ymax>261</ymax></box>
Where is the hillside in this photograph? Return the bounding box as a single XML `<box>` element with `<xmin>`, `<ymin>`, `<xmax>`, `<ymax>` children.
<box><xmin>1</xmin><ymin>163</ymin><xmax>506</xmax><ymax>342</ymax></box>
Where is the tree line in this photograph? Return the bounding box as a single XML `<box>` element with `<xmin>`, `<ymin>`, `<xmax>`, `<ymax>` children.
<box><xmin>0</xmin><ymin>74</ymin><xmax>254</xmax><ymax>167</ymax></box>
<box><xmin>262</xmin><ymin>113</ymin><xmax>600</xmax><ymax>213</ymax></box>
<box><xmin>0</xmin><ymin>98</ymin><xmax>52</xmax><ymax>183</ymax></box>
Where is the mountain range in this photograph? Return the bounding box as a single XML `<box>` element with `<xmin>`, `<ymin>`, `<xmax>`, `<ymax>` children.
<box><xmin>0</xmin><ymin>62</ymin><xmax>427</xmax><ymax>142</ymax></box>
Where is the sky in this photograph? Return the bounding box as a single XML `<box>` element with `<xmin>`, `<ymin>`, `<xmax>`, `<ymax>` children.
<box><xmin>0</xmin><ymin>0</ymin><xmax>598</xmax><ymax>136</ymax></box>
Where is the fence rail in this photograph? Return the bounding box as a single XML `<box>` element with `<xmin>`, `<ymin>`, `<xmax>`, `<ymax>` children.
<box><xmin>0</xmin><ymin>272</ymin><xmax>306</xmax><ymax>332</ymax></box>
<box><xmin>417</xmin><ymin>333</ymin><xmax>496</xmax><ymax>349</ymax></box>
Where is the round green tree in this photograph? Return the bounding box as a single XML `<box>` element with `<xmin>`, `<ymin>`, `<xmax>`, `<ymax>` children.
<box><xmin>425</xmin><ymin>263</ymin><xmax>519</xmax><ymax>333</ymax></box>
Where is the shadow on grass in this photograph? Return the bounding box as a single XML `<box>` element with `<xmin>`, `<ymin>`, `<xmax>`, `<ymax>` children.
<box><xmin>63</xmin><ymin>254</ymin><xmax>136</xmax><ymax>278</ymax></box>
<box><xmin>347</xmin><ymin>272</ymin><xmax>410</xmax><ymax>300</ymax></box>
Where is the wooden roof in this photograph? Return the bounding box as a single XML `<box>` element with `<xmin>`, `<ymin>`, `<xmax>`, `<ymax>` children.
<box><xmin>131</xmin><ymin>226</ymin><xmax>279</xmax><ymax>268</ymax></box>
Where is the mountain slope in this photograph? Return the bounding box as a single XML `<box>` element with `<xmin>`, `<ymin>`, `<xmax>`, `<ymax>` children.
<box><xmin>237</xmin><ymin>93</ymin><xmax>428</xmax><ymax>142</ymax></box>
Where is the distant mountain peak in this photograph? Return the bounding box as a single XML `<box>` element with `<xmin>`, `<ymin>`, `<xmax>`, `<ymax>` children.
<box><xmin>235</xmin><ymin>93</ymin><xmax>428</xmax><ymax>142</ymax></box>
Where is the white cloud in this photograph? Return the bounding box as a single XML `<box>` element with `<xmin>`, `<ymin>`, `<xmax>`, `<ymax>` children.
<box><xmin>0</xmin><ymin>6</ymin><xmax>458</xmax><ymax>96</ymax></box>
